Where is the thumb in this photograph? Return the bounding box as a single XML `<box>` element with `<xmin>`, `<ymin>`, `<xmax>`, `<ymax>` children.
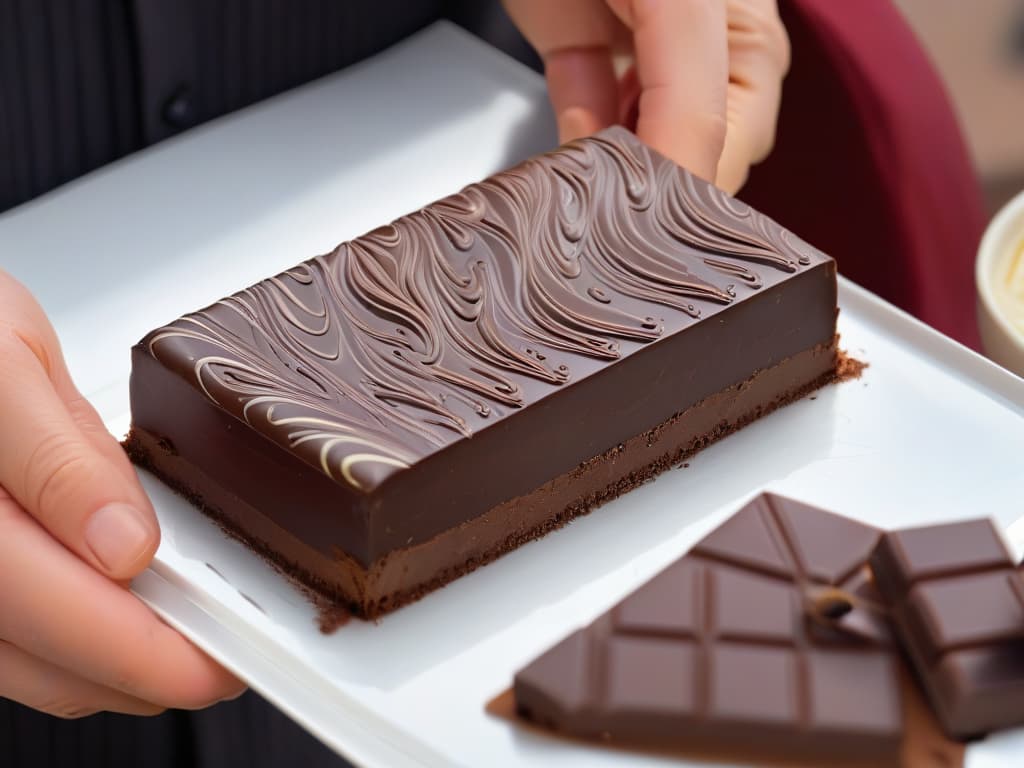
<box><xmin>0</xmin><ymin>328</ymin><xmax>159</xmax><ymax>581</ymax></box>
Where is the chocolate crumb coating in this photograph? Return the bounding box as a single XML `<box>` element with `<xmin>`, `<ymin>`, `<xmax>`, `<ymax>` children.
<box><xmin>513</xmin><ymin>494</ymin><xmax>903</xmax><ymax>764</ymax></box>
<box><xmin>871</xmin><ymin>518</ymin><xmax>1024</xmax><ymax>740</ymax></box>
<box><xmin>127</xmin><ymin>128</ymin><xmax>838</xmax><ymax>616</ymax></box>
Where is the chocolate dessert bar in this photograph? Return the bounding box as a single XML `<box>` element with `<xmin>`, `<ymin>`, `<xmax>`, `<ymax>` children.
<box><xmin>126</xmin><ymin>127</ymin><xmax>838</xmax><ymax>617</ymax></box>
<box><xmin>870</xmin><ymin>519</ymin><xmax>1024</xmax><ymax>739</ymax></box>
<box><xmin>513</xmin><ymin>494</ymin><xmax>903</xmax><ymax>764</ymax></box>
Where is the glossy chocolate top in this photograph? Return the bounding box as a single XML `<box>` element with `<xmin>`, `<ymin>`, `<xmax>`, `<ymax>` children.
<box><xmin>137</xmin><ymin>127</ymin><xmax>830</xmax><ymax>493</ymax></box>
<box><xmin>514</xmin><ymin>494</ymin><xmax>902</xmax><ymax>761</ymax></box>
<box><xmin>870</xmin><ymin>519</ymin><xmax>1024</xmax><ymax>738</ymax></box>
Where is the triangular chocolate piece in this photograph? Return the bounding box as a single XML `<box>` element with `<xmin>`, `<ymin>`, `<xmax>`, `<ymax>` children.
<box><xmin>613</xmin><ymin>559</ymin><xmax>701</xmax><ymax>637</ymax></box>
<box><xmin>692</xmin><ymin>496</ymin><xmax>794</xmax><ymax>579</ymax></box>
<box><xmin>768</xmin><ymin>494</ymin><xmax>882</xmax><ymax>584</ymax></box>
<box><xmin>513</xmin><ymin>494</ymin><xmax>903</xmax><ymax>765</ymax></box>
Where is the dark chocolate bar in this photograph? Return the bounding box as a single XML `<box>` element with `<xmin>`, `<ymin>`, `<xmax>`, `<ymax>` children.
<box><xmin>870</xmin><ymin>518</ymin><xmax>1024</xmax><ymax>739</ymax></box>
<box><xmin>513</xmin><ymin>494</ymin><xmax>903</xmax><ymax>764</ymax></box>
<box><xmin>126</xmin><ymin>127</ymin><xmax>838</xmax><ymax>617</ymax></box>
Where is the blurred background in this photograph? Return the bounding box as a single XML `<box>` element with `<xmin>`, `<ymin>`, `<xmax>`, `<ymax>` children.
<box><xmin>896</xmin><ymin>0</ymin><xmax>1024</xmax><ymax>214</ymax></box>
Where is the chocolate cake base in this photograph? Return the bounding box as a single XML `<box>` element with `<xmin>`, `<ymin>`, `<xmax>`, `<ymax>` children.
<box><xmin>126</xmin><ymin>339</ymin><xmax>839</xmax><ymax>620</ymax></box>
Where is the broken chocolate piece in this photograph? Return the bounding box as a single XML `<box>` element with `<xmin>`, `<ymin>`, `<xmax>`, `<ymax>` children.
<box><xmin>513</xmin><ymin>494</ymin><xmax>902</xmax><ymax>764</ymax></box>
<box><xmin>870</xmin><ymin>518</ymin><xmax>1024</xmax><ymax>740</ymax></box>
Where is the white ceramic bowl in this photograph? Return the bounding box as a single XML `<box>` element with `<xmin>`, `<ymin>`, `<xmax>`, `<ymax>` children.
<box><xmin>977</xmin><ymin>189</ymin><xmax>1024</xmax><ymax>378</ymax></box>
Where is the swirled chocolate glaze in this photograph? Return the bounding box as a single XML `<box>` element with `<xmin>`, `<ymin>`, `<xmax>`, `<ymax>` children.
<box><xmin>140</xmin><ymin>127</ymin><xmax>828</xmax><ymax>493</ymax></box>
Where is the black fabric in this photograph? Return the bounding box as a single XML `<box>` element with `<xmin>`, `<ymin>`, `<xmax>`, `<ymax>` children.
<box><xmin>0</xmin><ymin>0</ymin><xmax>540</xmax><ymax>213</ymax></box>
<box><xmin>190</xmin><ymin>691</ymin><xmax>346</xmax><ymax>768</ymax></box>
<box><xmin>129</xmin><ymin>0</ymin><xmax>446</xmax><ymax>144</ymax></box>
<box><xmin>0</xmin><ymin>692</ymin><xmax>349</xmax><ymax>768</ymax></box>
<box><xmin>1</xmin><ymin>698</ymin><xmax>192</xmax><ymax>768</ymax></box>
<box><xmin>0</xmin><ymin>0</ymin><xmax>141</xmax><ymax>212</ymax></box>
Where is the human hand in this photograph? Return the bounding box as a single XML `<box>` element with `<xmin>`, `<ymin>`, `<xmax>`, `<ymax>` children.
<box><xmin>504</xmin><ymin>0</ymin><xmax>790</xmax><ymax>193</ymax></box>
<box><xmin>0</xmin><ymin>271</ymin><xmax>244</xmax><ymax>718</ymax></box>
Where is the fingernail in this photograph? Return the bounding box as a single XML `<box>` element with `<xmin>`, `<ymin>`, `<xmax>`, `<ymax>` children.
<box><xmin>85</xmin><ymin>503</ymin><xmax>155</xmax><ymax>574</ymax></box>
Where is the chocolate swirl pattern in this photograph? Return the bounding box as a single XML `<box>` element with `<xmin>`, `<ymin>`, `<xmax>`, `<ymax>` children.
<box><xmin>144</xmin><ymin>127</ymin><xmax>825</xmax><ymax>492</ymax></box>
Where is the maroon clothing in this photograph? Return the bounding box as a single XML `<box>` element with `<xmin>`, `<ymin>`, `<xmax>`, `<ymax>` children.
<box><xmin>743</xmin><ymin>0</ymin><xmax>986</xmax><ymax>348</ymax></box>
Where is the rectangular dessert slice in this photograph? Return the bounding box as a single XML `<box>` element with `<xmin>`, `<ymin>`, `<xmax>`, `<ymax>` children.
<box><xmin>126</xmin><ymin>127</ymin><xmax>838</xmax><ymax>618</ymax></box>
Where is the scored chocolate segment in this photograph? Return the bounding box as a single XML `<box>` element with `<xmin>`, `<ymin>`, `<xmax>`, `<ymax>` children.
<box><xmin>773</xmin><ymin>497</ymin><xmax>883</xmax><ymax>584</ymax></box>
<box><xmin>871</xmin><ymin>518</ymin><xmax>1024</xmax><ymax>740</ymax></box>
<box><xmin>514</xmin><ymin>494</ymin><xmax>902</xmax><ymax>763</ymax></box>
<box><xmin>874</xmin><ymin>519</ymin><xmax>1014</xmax><ymax>599</ymax></box>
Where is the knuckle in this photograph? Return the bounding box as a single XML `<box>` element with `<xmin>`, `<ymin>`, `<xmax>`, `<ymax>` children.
<box><xmin>0</xmin><ymin>322</ymin><xmax>54</xmax><ymax>379</ymax></box>
<box><xmin>22</xmin><ymin>661</ymin><xmax>99</xmax><ymax>720</ymax></box>
<box><xmin>750</xmin><ymin>1</ymin><xmax>790</xmax><ymax>70</ymax></box>
<box><xmin>23</xmin><ymin>432</ymin><xmax>93</xmax><ymax>519</ymax></box>
<box><xmin>729</xmin><ymin>0</ymin><xmax>790</xmax><ymax>70</ymax></box>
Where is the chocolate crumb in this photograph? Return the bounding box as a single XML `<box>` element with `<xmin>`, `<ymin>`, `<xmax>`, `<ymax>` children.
<box><xmin>313</xmin><ymin>596</ymin><xmax>353</xmax><ymax>634</ymax></box>
<box><xmin>835</xmin><ymin>350</ymin><xmax>868</xmax><ymax>382</ymax></box>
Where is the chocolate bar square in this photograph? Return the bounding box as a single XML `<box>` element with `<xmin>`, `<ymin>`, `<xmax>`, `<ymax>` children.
<box><xmin>871</xmin><ymin>518</ymin><xmax>1024</xmax><ymax>739</ymax></box>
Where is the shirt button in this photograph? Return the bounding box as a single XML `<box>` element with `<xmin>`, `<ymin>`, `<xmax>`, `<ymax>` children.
<box><xmin>162</xmin><ymin>85</ymin><xmax>195</xmax><ymax>129</ymax></box>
